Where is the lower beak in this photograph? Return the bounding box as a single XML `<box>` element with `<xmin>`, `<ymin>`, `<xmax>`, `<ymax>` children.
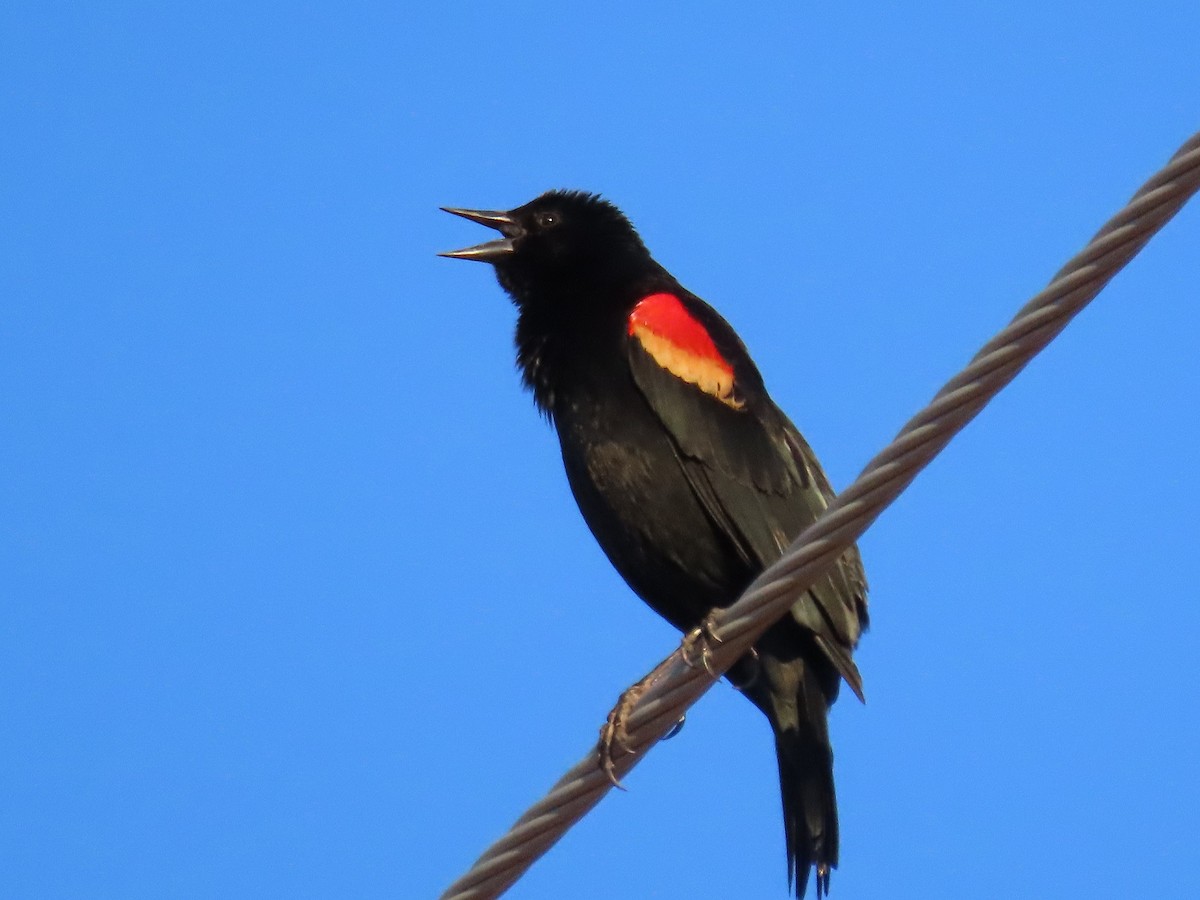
<box><xmin>439</xmin><ymin>207</ymin><xmax>519</xmax><ymax>262</ymax></box>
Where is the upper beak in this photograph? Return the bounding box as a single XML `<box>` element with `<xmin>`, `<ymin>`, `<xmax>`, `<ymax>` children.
<box><xmin>439</xmin><ymin>207</ymin><xmax>520</xmax><ymax>262</ymax></box>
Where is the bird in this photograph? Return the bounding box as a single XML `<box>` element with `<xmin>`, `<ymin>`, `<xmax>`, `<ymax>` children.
<box><xmin>440</xmin><ymin>190</ymin><xmax>868</xmax><ymax>898</ymax></box>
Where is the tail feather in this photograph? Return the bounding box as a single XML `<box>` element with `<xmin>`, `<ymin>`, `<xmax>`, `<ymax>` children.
<box><xmin>773</xmin><ymin>713</ymin><xmax>837</xmax><ymax>898</ymax></box>
<box><xmin>749</xmin><ymin>641</ymin><xmax>840</xmax><ymax>898</ymax></box>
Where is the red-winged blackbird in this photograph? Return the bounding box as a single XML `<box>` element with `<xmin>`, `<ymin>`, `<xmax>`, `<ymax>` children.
<box><xmin>442</xmin><ymin>191</ymin><xmax>868</xmax><ymax>898</ymax></box>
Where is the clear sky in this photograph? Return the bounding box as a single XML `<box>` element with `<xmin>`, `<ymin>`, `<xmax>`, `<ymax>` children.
<box><xmin>3</xmin><ymin>4</ymin><xmax>1198</xmax><ymax>899</ymax></box>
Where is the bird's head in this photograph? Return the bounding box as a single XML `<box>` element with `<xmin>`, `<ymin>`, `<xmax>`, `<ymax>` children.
<box><xmin>440</xmin><ymin>190</ymin><xmax>653</xmax><ymax>303</ymax></box>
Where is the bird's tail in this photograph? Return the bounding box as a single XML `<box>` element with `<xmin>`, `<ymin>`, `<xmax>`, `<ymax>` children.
<box><xmin>747</xmin><ymin>646</ymin><xmax>840</xmax><ymax>898</ymax></box>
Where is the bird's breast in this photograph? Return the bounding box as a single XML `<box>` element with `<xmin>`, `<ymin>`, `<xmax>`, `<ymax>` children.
<box><xmin>551</xmin><ymin>381</ymin><xmax>750</xmax><ymax>626</ymax></box>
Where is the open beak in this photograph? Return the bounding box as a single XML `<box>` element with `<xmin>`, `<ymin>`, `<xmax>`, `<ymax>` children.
<box><xmin>439</xmin><ymin>207</ymin><xmax>520</xmax><ymax>262</ymax></box>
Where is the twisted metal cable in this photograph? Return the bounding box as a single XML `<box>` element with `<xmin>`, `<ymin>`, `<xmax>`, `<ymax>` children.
<box><xmin>440</xmin><ymin>131</ymin><xmax>1200</xmax><ymax>900</ymax></box>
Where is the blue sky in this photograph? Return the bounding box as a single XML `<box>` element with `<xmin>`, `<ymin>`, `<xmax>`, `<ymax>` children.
<box><xmin>3</xmin><ymin>3</ymin><xmax>1198</xmax><ymax>898</ymax></box>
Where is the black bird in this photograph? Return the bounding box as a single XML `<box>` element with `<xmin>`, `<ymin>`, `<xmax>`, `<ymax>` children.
<box><xmin>441</xmin><ymin>191</ymin><xmax>868</xmax><ymax>898</ymax></box>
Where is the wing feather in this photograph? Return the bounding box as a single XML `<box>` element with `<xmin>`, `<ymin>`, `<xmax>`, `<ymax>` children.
<box><xmin>626</xmin><ymin>294</ymin><xmax>868</xmax><ymax>695</ymax></box>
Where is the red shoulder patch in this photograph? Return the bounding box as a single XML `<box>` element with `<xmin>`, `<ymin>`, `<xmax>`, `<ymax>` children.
<box><xmin>628</xmin><ymin>293</ymin><xmax>743</xmax><ymax>409</ymax></box>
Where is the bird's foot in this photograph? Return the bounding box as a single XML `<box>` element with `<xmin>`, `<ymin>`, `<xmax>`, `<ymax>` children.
<box><xmin>597</xmin><ymin>678</ymin><xmax>650</xmax><ymax>790</ymax></box>
<box><xmin>680</xmin><ymin>614</ymin><xmax>724</xmax><ymax>676</ymax></box>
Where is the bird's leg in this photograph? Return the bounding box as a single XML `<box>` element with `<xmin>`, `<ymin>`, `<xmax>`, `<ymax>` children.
<box><xmin>597</xmin><ymin>677</ymin><xmax>651</xmax><ymax>790</ymax></box>
<box><xmin>680</xmin><ymin>613</ymin><xmax>725</xmax><ymax>676</ymax></box>
<box><xmin>598</xmin><ymin>675</ymin><xmax>687</xmax><ymax>787</ymax></box>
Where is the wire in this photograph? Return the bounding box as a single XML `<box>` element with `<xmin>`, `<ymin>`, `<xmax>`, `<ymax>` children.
<box><xmin>439</xmin><ymin>130</ymin><xmax>1200</xmax><ymax>900</ymax></box>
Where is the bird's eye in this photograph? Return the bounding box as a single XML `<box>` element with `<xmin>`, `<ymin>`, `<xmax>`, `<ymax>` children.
<box><xmin>536</xmin><ymin>212</ymin><xmax>559</xmax><ymax>228</ymax></box>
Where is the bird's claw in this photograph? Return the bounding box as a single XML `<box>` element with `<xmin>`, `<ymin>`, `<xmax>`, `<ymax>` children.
<box><xmin>597</xmin><ymin>680</ymin><xmax>649</xmax><ymax>790</ymax></box>
<box><xmin>680</xmin><ymin>615</ymin><xmax>724</xmax><ymax>676</ymax></box>
<box><xmin>662</xmin><ymin>714</ymin><xmax>686</xmax><ymax>740</ymax></box>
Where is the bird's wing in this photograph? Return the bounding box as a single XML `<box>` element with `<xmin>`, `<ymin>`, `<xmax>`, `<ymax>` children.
<box><xmin>625</xmin><ymin>291</ymin><xmax>868</xmax><ymax>697</ymax></box>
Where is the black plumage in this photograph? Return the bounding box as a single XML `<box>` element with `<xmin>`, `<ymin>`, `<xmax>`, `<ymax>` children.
<box><xmin>442</xmin><ymin>190</ymin><xmax>868</xmax><ymax>897</ymax></box>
